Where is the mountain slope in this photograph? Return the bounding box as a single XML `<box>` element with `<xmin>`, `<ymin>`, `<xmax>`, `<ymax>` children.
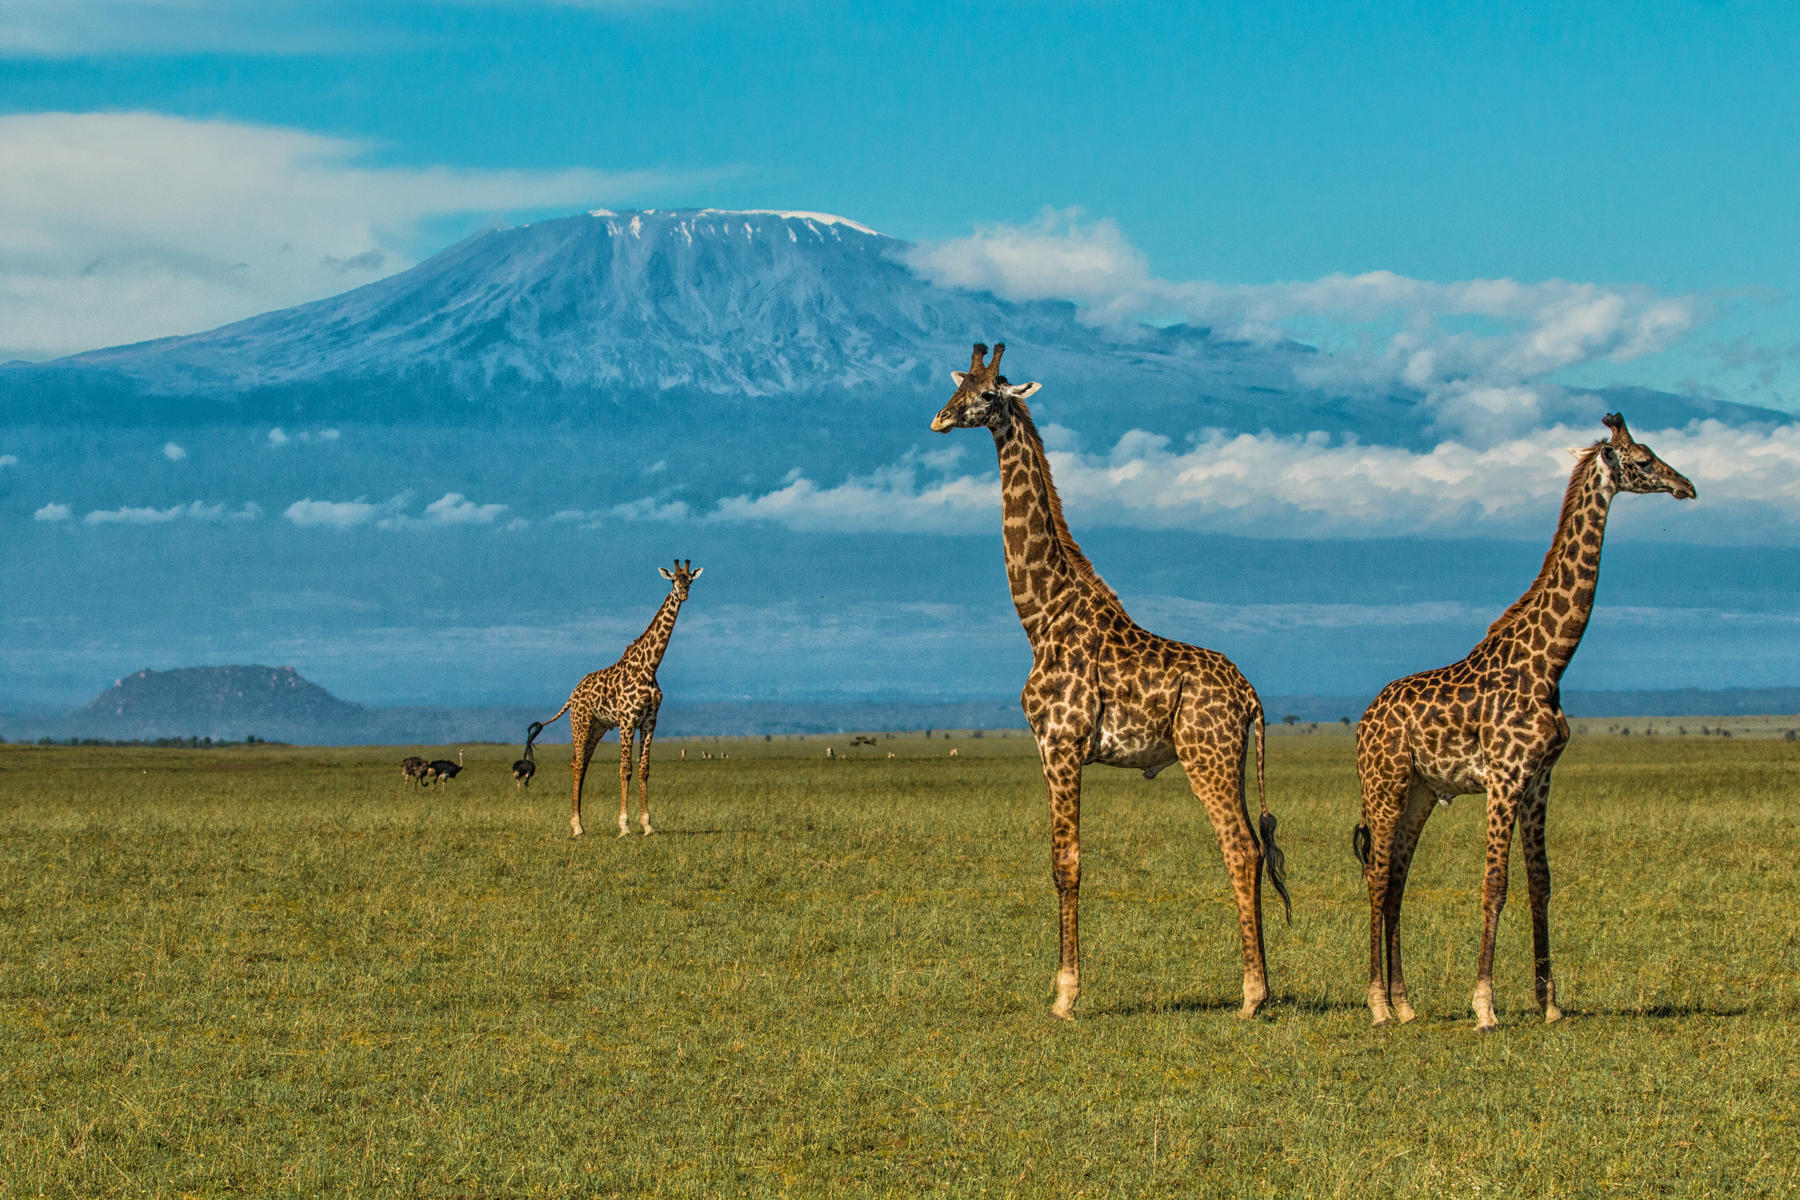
<box><xmin>74</xmin><ymin>665</ymin><xmax>369</xmax><ymax>741</ymax></box>
<box><xmin>6</xmin><ymin>208</ymin><xmax>1781</xmax><ymax>445</ymax></box>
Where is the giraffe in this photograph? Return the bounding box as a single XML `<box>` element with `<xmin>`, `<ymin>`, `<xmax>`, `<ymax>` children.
<box><xmin>525</xmin><ymin>559</ymin><xmax>703</xmax><ymax>838</ymax></box>
<box><xmin>932</xmin><ymin>343</ymin><xmax>1291</xmax><ymax>1021</ymax></box>
<box><xmin>1355</xmin><ymin>413</ymin><xmax>1695</xmax><ymax>1031</ymax></box>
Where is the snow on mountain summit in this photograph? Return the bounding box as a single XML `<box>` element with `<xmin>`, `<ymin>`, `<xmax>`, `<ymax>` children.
<box><xmin>52</xmin><ymin>208</ymin><xmax>1063</xmax><ymax>397</ymax></box>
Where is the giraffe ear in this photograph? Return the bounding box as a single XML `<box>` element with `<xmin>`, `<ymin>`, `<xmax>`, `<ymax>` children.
<box><xmin>659</xmin><ymin>567</ymin><xmax>674</xmax><ymax>580</ymax></box>
<box><xmin>689</xmin><ymin>566</ymin><xmax>703</xmax><ymax>579</ymax></box>
<box><xmin>1008</xmin><ymin>381</ymin><xmax>1041</xmax><ymax>400</ymax></box>
<box><xmin>950</xmin><ymin>371</ymin><xmax>968</xmax><ymax>386</ymax></box>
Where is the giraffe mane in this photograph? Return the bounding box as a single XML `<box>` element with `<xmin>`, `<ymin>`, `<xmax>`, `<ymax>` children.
<box><xmin>1011</xmin><ymin>398</ymin><xmax>1125</xmax><ymax>611</ymax></box>
<box><xmin>1482</xmin><ymin>440</ymin><xmax>1606</xmax><ymax>638</ymax></box>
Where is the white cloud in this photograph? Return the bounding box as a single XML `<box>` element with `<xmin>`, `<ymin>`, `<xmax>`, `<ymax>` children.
<box><xmin>267</xmin><ymin>428</ymin><xmax>290</xmax><ymax>447</ymax></box>
<box><xmin>162</xmin><ymin>441</ymin><xmax>186</xmax><ymax>461</ymax></box>
<box><xmin>298</xmin><ymin>491</ymin><xmax>509</xmax><ymax>531</ymax></box>
<box><xmin>610</xmin><ymin>497</ymin><xmax>691</xmax><ymax>522</ymax></box>
<box><xmin>284</xmin><ymin>496</ymin><xmax>402</xmax><ymax>529</ymax></box>
<box><xmin>0</xmin><ymin>454</ymin><xmax>17</xmax><ymax>468</ymax></box>
<box><xmin>83</xmin><ymin>499</ymin><xmax>257</xmax><ymax>524</ymax></box>
<box><xmin>374</xmin><ymin>491</ymin><xmax>507</xmax><ymax>529</ymax></box>
<box><xmin>904</xmin><ymin>210</ymin><xmax>1704</xmax><ymax>444</ymax></box>
<box><xmin>694</xmin><ymin>420</ymin><xmax>1796</xmax><ymax>543</ymax></box>
<box><xmin>32</xmin><ymin>502</ymin><xmax>71</xmax><ymax>522</ymax></box>
<box><xmin>0</xmin><ymin>111</ymin><xmax>721</xmax><ymax>359</ymax></box>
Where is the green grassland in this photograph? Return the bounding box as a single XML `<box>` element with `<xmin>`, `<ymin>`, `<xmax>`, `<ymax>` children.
<box><xmin>2</xmin><ymin>729</ymin><xmax>1797</xmax><ymax>1198</ymax></box>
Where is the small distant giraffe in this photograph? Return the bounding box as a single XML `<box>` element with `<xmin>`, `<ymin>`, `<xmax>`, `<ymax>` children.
<box><xmin>1355</xmin><ymin>414</ymin><xmax>1694</xmax><ymax>1030</ymax></box>
<box><xmin>933</xmin><ymin>343</ymin><xmax>1290</xmax><ymax>1020</ymax></box>
<box><xmin>525</xmin><ymin>560</ymin><xmax>702</xmax><ymax>837</ymax></box>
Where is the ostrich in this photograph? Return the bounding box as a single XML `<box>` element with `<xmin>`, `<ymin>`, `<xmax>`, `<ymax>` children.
<box><xmin>424</xmin><ymin>749</ymin><xmax>464</xmax><ymax>788</ymax></box>
<box><xmin>512</xmin><ymin>756</ymin><xmax>537</xmax><ymax>790</ymax></box>
<box><xmin>400</xmin><ymin>755</ymin><xmax>428</xmax><ymax>786</ymax></box>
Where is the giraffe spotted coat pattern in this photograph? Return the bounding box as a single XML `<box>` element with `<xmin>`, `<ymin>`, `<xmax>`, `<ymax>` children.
<box><xmin>526</xmin><ymin>560</ymin><xmax>702</xmax><ymax>838</ymax></box>
<box><xmin>933</xmin><ymin>343</ymin><xmax>1291</xmax><ymax>1021</ymax></box>
<box><xmin>1354</xmin><ymin>414</ymin><xmax>1695</xmax><ymax>1031</ymax></box>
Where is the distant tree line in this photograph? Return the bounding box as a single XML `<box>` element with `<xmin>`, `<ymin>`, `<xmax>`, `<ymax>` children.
<box><xmin>2</xmin><ymin>734</ymin><xmax>281</xmax><ymax>748</ymax></box>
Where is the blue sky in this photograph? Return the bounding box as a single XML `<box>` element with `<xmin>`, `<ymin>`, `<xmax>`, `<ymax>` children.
<box><xmin>4</xmin><ymin>0</ymin><xmax>1798</xmax><ymax>404</ymax></box>
<box><xmin>4</xmin><ymin>0</ymin><xmax>1800</xmax><ymax>710</ymax></box>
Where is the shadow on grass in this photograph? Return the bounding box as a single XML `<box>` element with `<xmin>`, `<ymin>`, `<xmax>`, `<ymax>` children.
<box><xmin>1577</xmin><ymin>1003</ymin><xmax>1755</xmax><ymax>1019</ymax></box>
<box><xmin>1092</xmin><ymin>993</ymin><xmax>1372</xmax><ymax>1019</ymax></box>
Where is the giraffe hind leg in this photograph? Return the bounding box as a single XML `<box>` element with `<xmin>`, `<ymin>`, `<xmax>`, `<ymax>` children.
<box><xmin>1358</xmin><ymin>774</ymin><xmax>1409</xmax><ymax>1026</ymax></box>
<box><xmin>618</xmin><ymin>727</ymin><xmax>635</xmax><ymax>837</ymax></box>
<box><xmin>1383</xmin><ymin>779</ymin><xmax>1440</xmax><ymax>1025</ymax></box>
<box><xmin>569</xmin><ymin>714</ymin><xmax>594</xmax><ymax>838</ymax></box>
<box><xmin>1176</xmin><ymin>712</ymin><xmax>1268</xmax><ymax>1019</ymax></box>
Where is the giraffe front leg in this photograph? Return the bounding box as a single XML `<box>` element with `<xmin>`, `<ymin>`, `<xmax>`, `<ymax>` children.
<box><xmin>1471</xmin><ymin>789</ymin><xmax>1521</xmax><ymax>1032</ymax></box>
<box><xmin>636</xmin><ymin>719</ymin><xmax>656</xmax><ymax>835</ymax></box>
<box><xmin>617</xmin><ymin>728</ymin><xmax>635</xmax><ymax>837</ymax></box>
<box><xmin>1519</xmin><ymin>771</ymin><xmax>1561</xmax><ymax>1022</ymax></box>
<box><xmin>1040</xmin><ymin>740</ymin><xmax>1084</xmax><ymax>1021</ymax></box>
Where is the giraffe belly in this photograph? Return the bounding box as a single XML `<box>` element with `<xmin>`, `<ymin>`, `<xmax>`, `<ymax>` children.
<box><xmin>1092</xmin><ymin>727</ymin><xmax>1178</xmax><ymax>775</ymax></box>
<box><xmin>1415</xmin><ymin>755</ymin><xmax>1487</xmax><ymax>797</ymax></box>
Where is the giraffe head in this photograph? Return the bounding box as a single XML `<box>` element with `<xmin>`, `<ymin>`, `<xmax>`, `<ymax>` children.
<box><xmin>1596</xmin><ymin>413</ymin><xmax>1697</xmax><ymax>500</ymax></box>
<box><xmin>930</xmin><ymin>343</ymin><xmax>1041</xmax><ymax>433</ymax></box>
<box><xmin>658</xmin><ymin>558</ymin><xmax>704</xmax><ymax>599</ymax></box>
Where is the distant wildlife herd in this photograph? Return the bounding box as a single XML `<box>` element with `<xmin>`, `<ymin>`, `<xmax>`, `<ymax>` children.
<box><xmin>403</xmin><ymin>344</ymin><xmax>1700</xmax><ymax>1030</ymax></box>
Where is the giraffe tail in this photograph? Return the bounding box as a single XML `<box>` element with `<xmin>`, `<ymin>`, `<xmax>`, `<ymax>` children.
<box><xmin>1249</xmin><ymin>699</ymin><xmax>1292</xmax><ymax>923</ymax></box>
<box><xmin>524</xmin><ymin>700</ymin><xmax>573</xmax><ymax>759</ymax></box>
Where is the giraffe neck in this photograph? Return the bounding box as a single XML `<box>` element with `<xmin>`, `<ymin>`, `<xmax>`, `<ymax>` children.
<box><xmin>623</xmin><ymin>590</ymin><xmax>684</xmax><ymax>675</ymax></box>
<box><xmin>1479</xmin><ymin>447</ymin><xmax>1617</xmax><ymax>685</ymax></box>
<box><xmin>990</xmin><ymin>404</ymin><xmax>1126</xmax><ymax>643</ymax></box>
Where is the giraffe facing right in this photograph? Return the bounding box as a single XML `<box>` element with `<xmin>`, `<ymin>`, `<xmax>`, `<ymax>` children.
<box><xmin>1354</xmin><ymin>413</ymin><xmax>1694</xmax><ymax>1031</ymax></box>
<box><xmin>526</xmin><ymin>560</ymin><xmax>702</xmax><ymax>838</ymax></box>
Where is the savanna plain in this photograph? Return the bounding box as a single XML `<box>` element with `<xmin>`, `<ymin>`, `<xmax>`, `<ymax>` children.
<box><xmin>2</xmin><ymin>727</ymin><xmax>1797</xmax><ymax>1198</ymax></box>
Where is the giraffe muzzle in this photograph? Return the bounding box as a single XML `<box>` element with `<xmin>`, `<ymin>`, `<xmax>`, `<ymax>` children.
<box><xmin>931</xmin><ymin>413</ymin><xmax>955</xmax><ymax>433</ymax></box>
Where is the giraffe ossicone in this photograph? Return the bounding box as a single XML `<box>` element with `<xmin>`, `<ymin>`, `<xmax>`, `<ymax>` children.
<box><xmin>1353</xmin><ymin>412</ymin><xmax>1694</xmax><ymax>1031</ymax></box>
<box><xmin>525</xmin><ymin>559</ymin><xmax>703</xmax><ymax>839</ymax></box>
<box><xmin>934</xmin><ymin>342</ymin><xmax>1291</xmax><ymax>1022</ymax></box>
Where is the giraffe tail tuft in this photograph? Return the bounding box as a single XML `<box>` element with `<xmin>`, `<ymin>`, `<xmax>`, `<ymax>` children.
<box><xmin>1352</xmin><ymin>823</ymin><xmax>1372</xmax><ymax>868</ymax></box>
<box><xmin>1248</xmin><ymin>698</ymin><xmax>1291</xmax><ymax>923</ymax></box>
<box><xmin>1259</xmin><ymin>811</ymin><xmax>1292</xmax><ymax>924</ymax></box>
<box><xmin>524</xmin><ymin>700</ymin><xmax>573</xmax><ymax>759</ymax></box>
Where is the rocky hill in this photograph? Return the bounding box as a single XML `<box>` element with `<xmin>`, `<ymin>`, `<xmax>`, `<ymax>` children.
<box><xmin>73</xmin><ymin>665</ymin><xmax>370</xmax><ymax>742</ymax></box>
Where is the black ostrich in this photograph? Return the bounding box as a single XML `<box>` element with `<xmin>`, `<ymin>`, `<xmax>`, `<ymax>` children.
<box><xmin>423</xmin><ymin>748</ymin><xmax>464</xmax><ymax>788</ymax></box>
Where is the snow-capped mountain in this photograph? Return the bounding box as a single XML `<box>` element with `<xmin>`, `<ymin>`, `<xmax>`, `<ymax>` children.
<box><xmin>7</xmin><ymin>208</ymin><xmax>1401</xmax><ymax>441</ymax></box>
<box><xmin>7</xmin><ymin>207</ymin><xmax>1778</xmax><ymax>446</ymax></box>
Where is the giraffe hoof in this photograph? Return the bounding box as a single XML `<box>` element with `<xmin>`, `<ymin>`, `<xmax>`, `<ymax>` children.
<box><xmin>1475</xmin><ymin>1020</ymin><xmax>1499</xmax><ymax>1034</ymax></box>
<box><xmin>1544</xmin><ymin>1005</ymin><xmax>1564</xmax><ymax>1024</ymax></box>
<box><xmin>1396</xmin><ymin>1004</ymin><xmax>1417</xmax><ymax>1024</ymax></box>
<box><xmin>1370</xmin><ymin>1015</ymin><xmax>1391</xmax><ymax>1028</ymax></box>
<box><xmin>1048</xmin><ymin>1006</ymin><xmax>1076</xmax><ymax>1023</ymax></box>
